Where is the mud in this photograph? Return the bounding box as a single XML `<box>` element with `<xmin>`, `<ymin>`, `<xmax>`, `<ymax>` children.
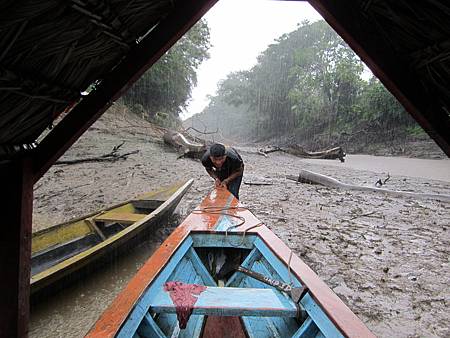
<box><xmin>31</xmin><ymin>106</ymin><xmax>450</xmax><ymax>338</ymax></box>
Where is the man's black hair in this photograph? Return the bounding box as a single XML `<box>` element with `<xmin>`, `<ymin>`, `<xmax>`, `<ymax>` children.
<box><xmin>210</xmin><ymin>143</ymin><xmax>226</xmax><ymax>157</ymax></box>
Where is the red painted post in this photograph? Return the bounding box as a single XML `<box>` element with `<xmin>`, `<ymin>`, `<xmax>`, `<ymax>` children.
<box><xmin>0</xmin><ymin>157</ymin><xmax>33</xmax><ymax>338</ymax></box>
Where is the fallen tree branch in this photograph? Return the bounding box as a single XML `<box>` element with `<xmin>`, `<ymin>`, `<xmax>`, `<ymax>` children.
<box><xmin>56</xmin><ymin>150</ymin><xmax>139</xmax><ymax>165</ymax></box>
<box><xmin>259</xmin><ymin>145</ymin><xmax>346</xmax><ymax>162</ymax></box>
<box><xmin>244</xmin><ymin>181</ymin><xmax>274</xmax><ymax>186</ymax></box>
<box><xmin>287</xmin><ymin>169</ymin><xmax>450</xmax><ymax>203</ymax></box>
<box><xmin>163</xmin><ymin>130</ymin><xmax>207</xmax><ymax>159</ymax></box>
<box><xmin>348</xmin><ymin>210</ymin><xmax>378</xmax><ymax>220</ymax></box>
<box><xmin>183</xmin><ymin>126</ymin><xmax>218</xmax><ymax>135</ymax></box>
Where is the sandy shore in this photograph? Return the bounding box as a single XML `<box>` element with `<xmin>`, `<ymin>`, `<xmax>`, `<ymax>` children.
<box><xmin>32</xmin><ymin>108</ymin><xmax>450</xmax><ymax>338</ymax></box>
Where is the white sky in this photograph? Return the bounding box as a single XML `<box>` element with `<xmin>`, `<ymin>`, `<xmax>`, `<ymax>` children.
<box><xmin>181</xmin><ymin>0</ymin><xmax>322</xmax><ymax>120</ymax></box>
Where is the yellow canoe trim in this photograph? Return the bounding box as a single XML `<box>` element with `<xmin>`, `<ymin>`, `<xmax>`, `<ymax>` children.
<box><xmin>31</xmin><ymin>185</ymin><xmax>180</xmax><ymax>255</ymax></box>
<box><xmin>95</xmin><ymin>212</ymin><xmax>146</xmax><ymax>224</ymax></box>
<box><xmin>30</xmin><ymin>179</ymin><xmax>193</xmax><ymax>286</ymax></box>
<box><xmin>32</xmin><ymin>220</ymin><xmax>93</xmax><ymax>254</ymax></box>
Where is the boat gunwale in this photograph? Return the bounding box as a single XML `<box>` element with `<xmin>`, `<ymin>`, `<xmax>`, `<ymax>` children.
<box><xmin>30</xmin><ymin>179</ymin><xmax>193</xmax><ymax>293</ymax></box>
<box><xmin>32</xmin><ymin>182</ymin><xmax>183</xmax><ymax>238</ymax></box>
<box><xmin>86</xmin><ymin>187</ymin><xmax>375</xmax><ymax>338</ymax></box>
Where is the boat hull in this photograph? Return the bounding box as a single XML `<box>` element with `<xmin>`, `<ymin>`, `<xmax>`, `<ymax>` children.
<box><xmin>30</xmin><ymin>180</ymin><xmax>193</xmax><ymax>299</ymax></box>
<box><xmin>87</xmin><ymin>188</ymin><xmax>375</xmax><ymax>338</ymax></box>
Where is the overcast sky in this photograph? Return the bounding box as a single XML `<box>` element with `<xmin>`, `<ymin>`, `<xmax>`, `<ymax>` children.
<box><xmin>181</xmin><ymin>0</ymin><xmax>323</xmax><ymax>120</ymax></box>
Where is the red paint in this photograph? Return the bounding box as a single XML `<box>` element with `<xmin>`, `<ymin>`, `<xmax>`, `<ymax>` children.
<box><xmin>163</xmin><ymin>281</ymin><xmax>207</xmax><ymax>329</ymax></box>
<box><xmin>202</xmin><ymin>316</ymin><xmax>247</xmax><ymax>338</ymax></box>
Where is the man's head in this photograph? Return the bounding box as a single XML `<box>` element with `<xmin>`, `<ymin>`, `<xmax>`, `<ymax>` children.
<box><xmin>209</xmin><ymin>143</ymin><xmax>226</xmax><ymax>168</ymax></box>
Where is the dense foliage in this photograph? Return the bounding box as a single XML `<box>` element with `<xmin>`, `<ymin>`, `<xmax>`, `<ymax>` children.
<box><xmin>123</xmin><ymin>19</ymin><xmax>211</xmax><ymax>127</ymax></box>
<box><xmin>189</xmin><ymin>20</ymin><xmax>420</xmax><ymax>150</ymax></box>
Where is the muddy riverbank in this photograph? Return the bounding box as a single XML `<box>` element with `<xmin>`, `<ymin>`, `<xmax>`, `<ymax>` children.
<box><xmin>31</xmin><ymin>107</ymin><xmax>450</xmax><ymax>337</ymax></box>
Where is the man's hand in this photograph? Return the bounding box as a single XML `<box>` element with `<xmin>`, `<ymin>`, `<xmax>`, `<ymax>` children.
<box><xmin>214</xmin><ymin>178</ymin><xmax>222</xmax><ymax>187</ymax></box>
<box><xmin>220</xmin><ymin>179</ymin><xmax>229</xmax><ymax>188</ymax></box>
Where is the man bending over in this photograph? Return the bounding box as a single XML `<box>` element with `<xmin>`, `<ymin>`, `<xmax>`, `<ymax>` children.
<box><xmin>201</xmin><ymin>143</ymin><xmax>244</xmax><ymax>200</ymax></box>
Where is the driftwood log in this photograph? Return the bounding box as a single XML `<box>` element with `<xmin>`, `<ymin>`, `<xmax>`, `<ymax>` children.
<box><xmin>163</xmin><ymin>130</ymin><xmax>207</xmax><ymax>159</ymax></box>
<box><xmin>287</xmin><ymin>170</ymin><xmax>450</xmax><ymax>203</ymax></box>
<box><xmin>259</xmin><ymin>145</ymin><xmax>346</xmax><ymax>162</ymax></box>
<box><xmin>55</xmin><ymin>143</ymin><xmax>139</xmax><ymax>165</ymax></box>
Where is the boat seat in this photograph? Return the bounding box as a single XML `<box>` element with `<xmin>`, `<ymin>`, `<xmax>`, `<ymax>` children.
<box><xmin>151</xmin><ymin>286</ymin><xmax>298</xmax><ymax>317</ymax></box>
<box><xmin>95</xmin><ymin>212</ymin><xmax>147</xmax><ymax>225</ymax></box>
<box><xmin>132</xmin><ymin>199</ymin><xmax>164</xmax><ymax>210</ymax></box>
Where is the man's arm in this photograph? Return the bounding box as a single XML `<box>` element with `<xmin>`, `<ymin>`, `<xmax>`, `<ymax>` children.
<box><xmin>206</xmin><ymin>168</ymin><xmax>217</xmax><ymax>180</ymax></box>
<box><xmin>222</xmin><ymin>165</ymin><xmax>244</xmax><ymax>186</ymax></box>
<box><xmin>206</xmin><ymin>168</ymin><xmax>222</xmax><ymax>187</ymax></box>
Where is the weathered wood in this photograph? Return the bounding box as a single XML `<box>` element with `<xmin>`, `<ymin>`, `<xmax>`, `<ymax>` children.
<box><xmin>163</xmin><ymin>130</ymin><xmax>207</xmax><ymax>159</ymax></box>
<box><xmin>152</xmin><ymin>286</ymin><xmax>298</xmax><ymax>317</ymax></box>
<box><xmin>55</xmin><ymin>150</ymin><xmax>139</xmax><ymax>165</ymax></box>
<box><xmin>259</xmin><ymin>145</ymin><xmax>346</xmax><ymax>162</ymax></box>
<box><xmin>0</xmin><ymin>158</ymin><xmax>33</xmax><ymax>337</ymax></box>
<box><xmin>284</xmin><ymin>145</ymin><xmax>346</xmax><ymax>162</ymax></box>
<box><xmin>287</xmin><ymin>169</ymin><xmax>450</xmax><ymax>202</ymax></box>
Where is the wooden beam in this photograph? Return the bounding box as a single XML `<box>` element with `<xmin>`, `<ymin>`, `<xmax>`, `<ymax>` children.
<box><xmin>32</xmin><ymin>0</ymin><xmax>218</xmax><ymax>183</ymax></box>
<box><xmin>308</xmin><ymin>0</ymin><xmax>450</xmax><ymax>157</ymax></box>
<box><xmin>0</xmin><ymin>158</ymin><xmax>33</xmax><ymax>337</ymax></box>
<box><xmin>152</xmin><ymin>286</ymin><xmax>298</xmax><ymax>317</ymax></box>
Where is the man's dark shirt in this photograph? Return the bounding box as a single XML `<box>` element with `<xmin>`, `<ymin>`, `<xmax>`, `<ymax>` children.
<box><xmin>201</xmin><ymin>147</ymin><xmax>244</xmax><ymax>181</ymax></box>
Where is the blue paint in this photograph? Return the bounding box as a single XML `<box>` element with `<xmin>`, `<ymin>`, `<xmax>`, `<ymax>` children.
<box><xmin>185</xmin><ymin>247</ymin><xmax>216</xmax><ymax>286</ymax></box>
<box><xmin>151</xmin><ymin>286</ymin><xmax>297</xmax><ymax>317</ymax></box>
<box><xmin>117</xmin><ymin>237</ymin><xmax>194</xmax><ymax>337</ymax></box>
<box><xmin>254</xmin><ymin>238</ymin><xmax>344</xmax><ymax>338</ymax></box>
<box><xmin>214</xmin><ymin>215</ymin><xmax>234</xmax><ymax>231</ymax></box>
<box><xmin>191</xmin><ymin>233</ymin><xmax>255</xmax><ymax>249</ymax></box>
<box><xmin>136</xmin><ymin>313</ymin><xmax>165</xmax><ymax>338</ymax></box>
<box><xmin>253</xmin><ymin>238</ymin><xmax>302</xmax><ymax>287</ymax></box>
<box><xmin>300</xmin><ymin>293</ymin><xmax>344</xmax><ymax>338</ymax></box>
<box><xmin>119</xmin><ymin>232</ymin><xmax>346</xmax><ymax>338</ymax></box>
<box><xmin>292</xmin><ymin>317</ymin><xmax>320</xmax><ymax>338</ymax></box>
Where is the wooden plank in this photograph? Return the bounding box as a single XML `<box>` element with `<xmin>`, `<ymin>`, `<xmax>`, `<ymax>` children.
<box><xmin>253</xmin><ymin>238</ymin><xmax>344</xmax><ymax>337</ymax></box>
<box><xmin>202</xmin><ymin>316</ymin><xmax>247</xmax><ymax>338</ymax></box>
<box><xmin>32</xmin><ymin>220</ymin><xmax>93</xmax><ymax>253</ymax></box>
<box><xmin>185</xmin><ymin>247</ymin><xmax>216</xmax><ymax>286</ymax></box>
<box><xmin>117</xmin><ymin>237</ymin><xmax>194</xmax><ymax>338</ymax></box>
<box><xmin>151</xmin><ymin>286</ymin><xmax>298</xmax><ymax>317</ymax></box>
<box><xmin>95</xmin><ymin>212</ymin><xmax>146</xmax><ymax>224</ymax></box>
<box><xmin>254</xmin><ymin>225</ymin><xmax>375</xmax><ymax>338</ymax></box>
<box><xmin>191</xmin><ymin>233</ymin><xmax>256</xmax><ymax>249</ymax></box>
<box><xmin>132</xmin><ymin>199</ymin><xmax>163</xmax><ymax>210</ymax></box>
<box><xmin>292</xmin><ymin>317</ymin><xmax>320</xmax><ymax>338</ymax></box>
<box><xmin>136</xmin><ymin>313</ymin><xmax>165</xmax><ymax>338</ymax></box>
<box><xmin>0</xmin><ymin>158</ymin><xmax>33</xmax><ymax>337</ymax></box>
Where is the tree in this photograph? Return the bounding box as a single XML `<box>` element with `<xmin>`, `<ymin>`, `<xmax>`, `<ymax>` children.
<box><xmin>123</xmin><ymin>19</ymin><xmax>210</xmax><ymax>126</ymax></box>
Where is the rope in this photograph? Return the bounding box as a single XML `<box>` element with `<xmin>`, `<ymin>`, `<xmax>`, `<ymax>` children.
<box><xmin>192</xmin><ymin>205</ymin><xmax>263</xmax><ymax>247</ymax></box>
<box><xmin>287</xmin><ymin>249</ymin><xmax>293</xmax><ymax>286</ymax></box>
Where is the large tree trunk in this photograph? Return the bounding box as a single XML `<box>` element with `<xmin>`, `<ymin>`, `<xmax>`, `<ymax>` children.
<box><xmin>163</xmin><ymin>130</ymin><xmax>207</xmax><ymax>159</ymax></box>
<box><xmin>259</xmin><ymin>145</ymin><xmax>346</xmax><ymax>162</ymax></box>
<box><xmin>287</xmin><ymin>169</ymin><xmax>450</xmax><ymax>202</ymax></box>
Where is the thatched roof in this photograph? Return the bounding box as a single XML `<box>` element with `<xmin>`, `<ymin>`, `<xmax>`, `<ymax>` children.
<box><xmin>0</xmin><ymin>0</ymin><xmax>174</xmax><ymax>151</ymax></box>
<box><xmin>0</xmin><ymin>0</ymin><xmax>449</xmax><ymax>163</ymax></box>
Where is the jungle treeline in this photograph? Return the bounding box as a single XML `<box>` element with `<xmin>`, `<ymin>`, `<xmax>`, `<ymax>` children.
<box><xmin>122</xmin><ymin>19</ymin><xmax>428</xmax><ymax>153</ymax></box>
<box><xmin>186</xmin><ymin>20</ymin><xmax>426</xmax><ymax>152</ymax></box>
<box><xmin>122</xmin><ymin>19</ymin><xmax>211</xmax><ymax>128</ymax></box>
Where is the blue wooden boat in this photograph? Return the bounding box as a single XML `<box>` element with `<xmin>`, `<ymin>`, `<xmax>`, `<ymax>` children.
<box><xmin>87</xmin><ymin>188</ymin><xmax>374</xmax><ymax>338</ymax></box>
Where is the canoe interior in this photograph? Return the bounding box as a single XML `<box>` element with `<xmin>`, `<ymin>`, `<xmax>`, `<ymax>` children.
<box><xmin>31</xmin><ymin>198</ymin><xmax>159</xmax><ymax>276</ymax></box>
<box><xmin>118</xmin><ymin>232</ymin><xmax>344</xmax><ymax>338</ymax></box>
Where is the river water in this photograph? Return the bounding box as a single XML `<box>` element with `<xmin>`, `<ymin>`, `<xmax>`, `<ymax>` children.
<box><xmin>301</xmin><ymin>154</ymin><xmax>450</xmax><ymax>182</ymax></box>
<box><xmin>29</xmin><ymin>154</ymin><xmax>450</xmax><ymax>337</ymax></box>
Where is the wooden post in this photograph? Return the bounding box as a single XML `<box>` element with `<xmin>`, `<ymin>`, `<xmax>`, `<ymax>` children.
<box><xmin>0</xmin><ymin>157</ymin><xmax>33</xmax><ymax>337</ymax></box>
